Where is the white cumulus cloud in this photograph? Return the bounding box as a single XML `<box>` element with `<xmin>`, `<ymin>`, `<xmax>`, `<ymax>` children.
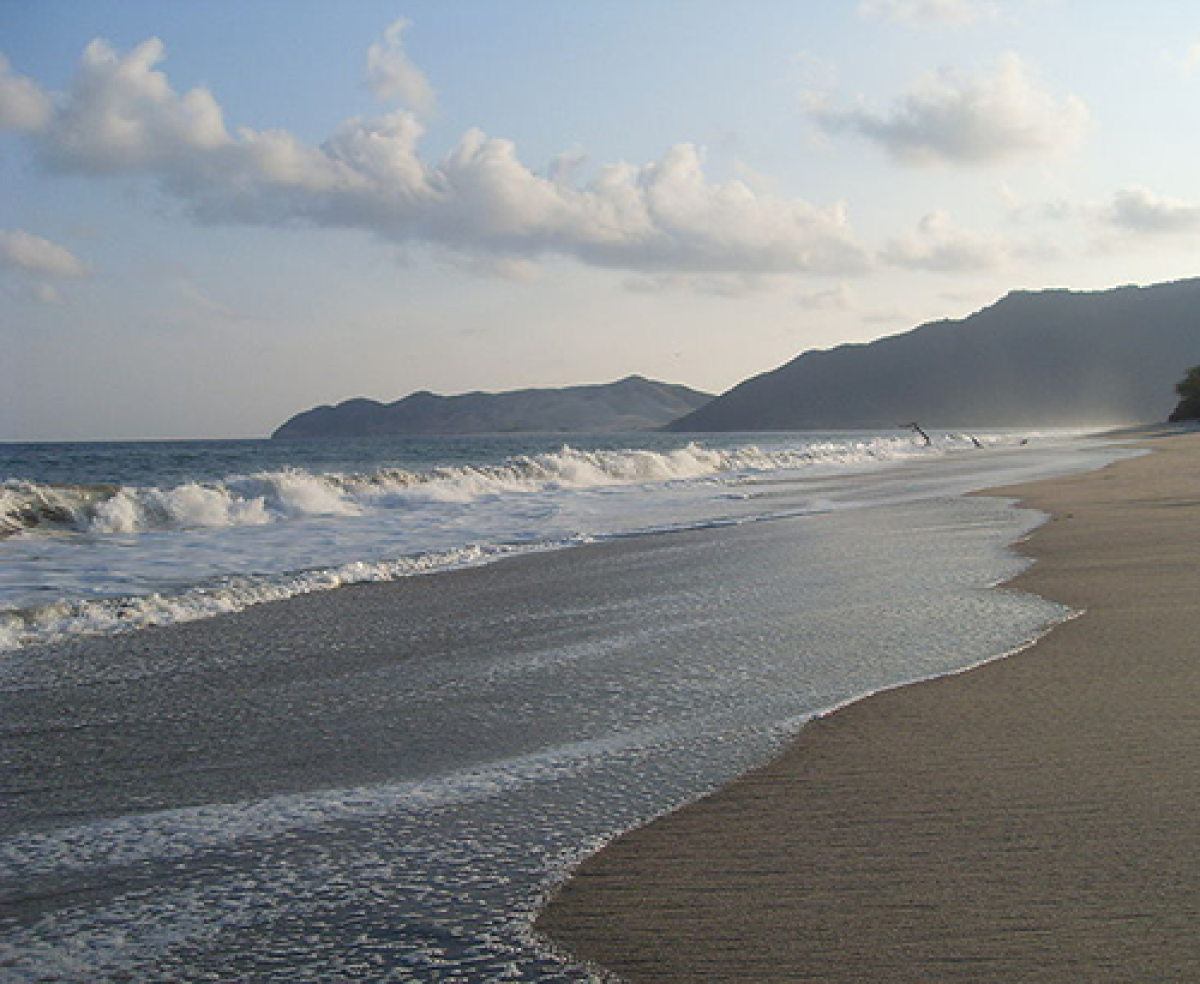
<box><xmin>43</xmin><ymin>38</ymin><xmax>231</xmax><ymax>174</ymax></box>
<box><xmin>882</xmin><ymin>211</ymin><xmax>1005</xmax><ymax>269</ymax></box>
<box><xmin>0</xmin><ymin>54</ymin><xmax>53</xmax><ymax>130</ymax></box>
<box><xmin>0</xmin><ymin>229</ymin><xmax>88</xmax><ymax>304</ymax></box>
<box><xmin>0</xmin><ymin>229</ymin><xmax>88</xmax><ymax>278</ymax></box>
<box><xmin>1105</xmin><ymin>186</ymin><xmax>1200</xmax><ymax>235</ymax></box>
<box><xmin>880</xmin><ymin>210</ymin><xmax>1060</xmax><ymax>270</ymax></box>
<box><xmin>365</xmin><ymin>19</ymin><xmax>436</xmax><ymax>116</ymax></box>
<box><xmin>0</xmin><ymin>35</ymin><xmax>868</xmax><ymax>282</ymax></box>
<box><xmin>811</xmin><ymin>52</ymin><xmax>1089</xmax><ymax>166</ymax></box>
<box><xmin>1025</xmin><ymin>186</ymin><xmax>1200</xmax><ymax>248</ymax></box>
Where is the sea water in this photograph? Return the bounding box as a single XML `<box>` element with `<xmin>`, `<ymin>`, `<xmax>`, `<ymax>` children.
<box><xmin>0</xmin><ymin>429</ymin><xmax>1074</xmax><ymax>651</ymax></box>
<box><xmin>0</xmin><ymin>430</ymin><xmax>1131</xmax><ymax>980</ymax></box>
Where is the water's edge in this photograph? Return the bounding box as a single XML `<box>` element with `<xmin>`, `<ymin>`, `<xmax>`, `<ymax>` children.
<box><xmin>3</xmin><ymin>439</ymin><xmax>1140</xmax><ymax>981</ymax></box>
<box><xmin>526</xmin><ymin>494</ymin><xmax>1080</xmax><ymax>977</ymax></box>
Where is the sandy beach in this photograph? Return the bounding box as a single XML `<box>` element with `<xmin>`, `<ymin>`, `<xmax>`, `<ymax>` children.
<box><xmin>538</xmin><ymin>429</ymin><xmax>1200</xmax><ymax>981</ymax></box>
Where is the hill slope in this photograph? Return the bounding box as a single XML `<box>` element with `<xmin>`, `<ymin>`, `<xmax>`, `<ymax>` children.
<box><xmin>669</xmin><ymin>279</ymin><xmax>1200</xmax><ymax>431</ymax></box>
<box><xmin>273</xmin><ymin>376</ymin><xmax>713</xmax><ymax>438</ymax></box>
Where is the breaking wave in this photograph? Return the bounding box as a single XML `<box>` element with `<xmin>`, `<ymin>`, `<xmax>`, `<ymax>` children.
<box><xmin>0</xmin><ymin>432</ymin><xmax>1036</xmax><ymax>652</ymax></box>
<box><xmin>0</xmin><ymin>436</ymin><xmax>995</xmax><ymax>538</ymax></box>
<box><xmin>0</xmin><ymin>542</ymin><xmax>552</xmax><ymax>652</ymax></box>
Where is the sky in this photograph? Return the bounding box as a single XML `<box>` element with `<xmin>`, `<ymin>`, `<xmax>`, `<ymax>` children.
<box><xmin>4</xmin><ymin>0</ymin><xmax>1200</xmax><ymax>440</ymax></box>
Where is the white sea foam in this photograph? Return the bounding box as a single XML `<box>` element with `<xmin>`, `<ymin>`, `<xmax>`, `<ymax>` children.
<box><xmin>0</xmin><ymin>435</ymin><xmax>1007</xmax><ymax>537</ymax></box>
<box><xmin>0</xmin><ymin>542</ymin><xmax>549</xmax><ymax>652</ymax></box>
<box><xmin>0</xmin><ymin>727</ymin><xmax>666</xmax><ymax>880</ymax></box>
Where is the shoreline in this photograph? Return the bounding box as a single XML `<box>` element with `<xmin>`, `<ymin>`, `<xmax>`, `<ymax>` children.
<box><xmin>536</xmin><ymin>429</ymin><xmax>1200</xmax><ymax>981</ymax></box>
<box><xmin>1</xmin><ymin>431</ymin><xmax>1166</xmax><ymax>979</ymax></box>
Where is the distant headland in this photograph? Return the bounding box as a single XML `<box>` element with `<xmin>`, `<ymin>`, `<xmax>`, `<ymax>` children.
<box><xmin>272</xmin><ymin>375</ymin><xmax>713</xmax><ymax>438</ymax></box>
<box><xmin>275</xmin><ymin>278</ymin><xmax>1200</xmax><ymax>439</ymax></box>
<box><xmin>668</xmin><ymin>278</ymin><xmax>1200</xmax><ymax>431</ymax></box>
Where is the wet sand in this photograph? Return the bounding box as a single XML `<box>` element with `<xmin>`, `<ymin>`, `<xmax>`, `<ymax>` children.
<box><xmin>538</xmin><ymin>429</ymin><xmax>1200</xmax><ymax>982</ymax></box>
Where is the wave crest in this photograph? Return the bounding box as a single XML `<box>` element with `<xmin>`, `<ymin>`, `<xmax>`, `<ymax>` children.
<box><xmin>1</xmin><ymin>436</ymin><xmax>1003</xmax><ymax>537</ymax></box>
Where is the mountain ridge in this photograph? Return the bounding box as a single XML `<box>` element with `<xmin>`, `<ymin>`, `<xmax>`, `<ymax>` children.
<box><xmin>668</xmin><ymin>278</ymin><xmax>1200</xmax><ymax>431</ymax></box>
<box><xmin>272</xmin><ymin>375</ymin><xmax>713</xmax><ymax>438</ymax></box>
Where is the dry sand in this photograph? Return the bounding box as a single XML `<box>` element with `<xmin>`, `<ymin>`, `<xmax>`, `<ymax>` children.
<box><xmin>537</xmin><ymin>429</ymin><xmax>1200</xmax><ymax>982</ymax></box>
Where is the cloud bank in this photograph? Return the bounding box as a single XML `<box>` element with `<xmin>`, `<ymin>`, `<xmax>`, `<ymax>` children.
<box><xmin>0</xmin><ymin>37</ymin><xmax>868</xmax><ymax>280</ymax></box>
<box><xmin>812</xmin><ymin>53</ymin><xmax>1089</xmax><ymax>166</ymax></box>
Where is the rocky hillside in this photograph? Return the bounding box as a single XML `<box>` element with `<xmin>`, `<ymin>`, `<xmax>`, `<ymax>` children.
<box><xmin>669</xmin><ymin>279</ymin><xmax>1200</xmax><ymax>431</ymax></box>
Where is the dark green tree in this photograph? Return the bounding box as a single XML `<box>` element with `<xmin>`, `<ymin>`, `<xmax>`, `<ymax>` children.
<box><xmin>1168</xmin><ymin>365</ymin><xmax>1200</xmax><ymax>422</ymax></box>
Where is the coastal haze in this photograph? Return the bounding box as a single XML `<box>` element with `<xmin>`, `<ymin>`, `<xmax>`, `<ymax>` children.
<box><xmin>5</xmin><ymin>3</ymin><xmax>1200</xmax><ymax>982</ymax></box>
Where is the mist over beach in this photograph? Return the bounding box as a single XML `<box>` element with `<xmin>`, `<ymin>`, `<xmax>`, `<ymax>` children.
<box><xmin>5</xmin><ymin>3</ymin><xmax>1200</xmax><ymax>981</ymax></box>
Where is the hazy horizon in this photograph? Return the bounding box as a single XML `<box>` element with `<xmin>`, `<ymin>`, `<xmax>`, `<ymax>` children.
<box><xmin>6</xmin><ymin>2</ymin><xmax>1200</xmax><ymax>440</ymax></box>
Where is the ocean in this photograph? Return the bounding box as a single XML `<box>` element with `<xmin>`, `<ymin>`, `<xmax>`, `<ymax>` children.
<box><xmin>1</xmin><ymin>429</ymin><xmax>1131</xmax><ymax>980</ymax></box>
<box><xmin>0</xmin><ymin>430</ymin><xmax>1068</xmax><ymax>652</ymax></box>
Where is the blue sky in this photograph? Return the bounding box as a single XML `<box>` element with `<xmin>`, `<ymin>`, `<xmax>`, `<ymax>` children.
<box><xmin>5</xmin><ymin>0</ymin><xmax>1200</xmax><ymax>439</ymax></box>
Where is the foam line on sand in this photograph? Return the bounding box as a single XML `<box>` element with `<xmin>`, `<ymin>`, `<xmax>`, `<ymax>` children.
<box><xmin>537</xmin><ymin>429</ymin><xmax>1200</xmax><ymax>982</ymax></box>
